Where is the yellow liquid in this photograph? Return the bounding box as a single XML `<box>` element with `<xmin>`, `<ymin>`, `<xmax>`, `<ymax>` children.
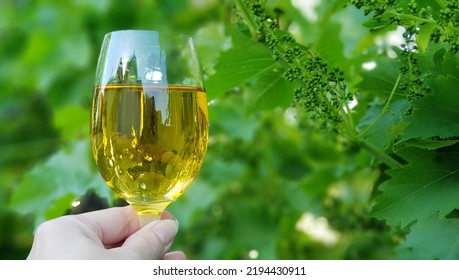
<box><xmin>90</xmin><ymin>85</ymin><xmax>208</xmax><ymax>215</ymax></box>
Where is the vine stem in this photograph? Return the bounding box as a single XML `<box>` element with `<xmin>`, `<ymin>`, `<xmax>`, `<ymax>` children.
<box><xmin>357</xmin><ymin>72</ymin><xmax>402</xmax><ymax>138</ymax></box>
<box><xmin>434</xmin><ymin>0</ymin><xmax>448</xmax><ymax>9</ymax></box>
<box><xmin>388</xmin><ymin>7</ymin><xmax>459</xmax><ymax>33</ymax></box>
<box><xmin>386</xmin><ymin>11</ymin><xmax>437</xmax><ymax>25</ymax></box>
<box><xmin>352</xmin><ymin>72</ymin><xmax>403</xmax><ymax>170</ymax></box>
<box><xmin>234</xmin><ymin>0</ymin><xmax>258</xmax><ymax>37</ymax></box>
<box><xmin>359</xmin><ymin>139</ymin><xmax>403</xmax><ymax>169</ymax></box>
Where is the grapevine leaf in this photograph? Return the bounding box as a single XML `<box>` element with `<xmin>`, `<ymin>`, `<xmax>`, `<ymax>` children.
<box><xmin>195</xmin><ymin>22</ymin><xmax>231</xmax><ymax>77</ymax></box>
<box><xmin>245</xmin><ymin>68</ymin><xmax>295</xmax><ymax>111</ymax></box>
<box><xmin>357</xmin><ymin>98</ymin><xmax>410</xmax><ymax>149</ymax></box>
<box><xmin>9</xmin><ymin>140</ymin><xmax>108</xmax><ymax>226</ymax></box>
<box><xmin>168</xmin><ymin>178</ymin><xmax>217</xmax><ymax>228</ymax></box>
<box><xmin>416</xmin><ymin>23</ymin><xmax>436</xmax><ymax>53</ymax></box>
<box><xmin>205</xmin><ymin>27</ymin><xmax>276</xmax><ymax>99</ymax></box>
<box><xmin>401</xmin><ymin>75</ymin><xmax>459</xmax><ymax>141</ymax></box>
<box><xmin>315</xmin><ymin>18</ymin><xmax>346</xmax><ymax>68</ymax></box>
<box><xmin>332</xmin><ymin>5</ymin><xmax>372</xmax><ymax>57</ymax></box>
<box><xmin>396</xmin><ymin>214</ymin><xmax>459</xmax><ymax>260</ymax></box>
<box><xmin>53</xmin><ymin>105</ymin><xmax>89</xmax><ymax>139</ymax></box>
<box><xmin>209</xmin><ymin>98</ymin><xmax>259</xmax><ymax>141</ymax></box>
<box><xmin>396</xmin><ymin>138</ymin><xmax>459</xmax><ymax>151</ymax></box>
<box><xmin>355</xmin><ymin>57</ymin><xmax>401</xmax><ymax>98</ymax></box>
<box><xmin>417</xmin><ymin>44</ymin><xmax>459</xmax><ymax>78</ymax></box>
<box><xmin>372</xmin><ymin>145</ymin><xmax>459</xmax><ymax>227</ymax></box>
<box><xmin>272</xmin><ymin>0</ymin><xmax>316</xmax><ymax>44</ymax></box>
<box><xmin>231</xmin><ymin>214</ymin><xmax>279</xmax><ymax>260</ymax></box>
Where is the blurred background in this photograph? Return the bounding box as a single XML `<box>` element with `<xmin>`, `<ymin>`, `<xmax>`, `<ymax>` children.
<box><xmin>0</xmin><ymin>0</ymin><xmax>397</xmax><ymax>259</ymax></box>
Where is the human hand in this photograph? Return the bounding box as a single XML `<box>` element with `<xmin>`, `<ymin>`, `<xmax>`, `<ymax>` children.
<box><xmin>27</xmin><ymin>206</ymin><xmax>186</xmax><ymax>260</ymax></box>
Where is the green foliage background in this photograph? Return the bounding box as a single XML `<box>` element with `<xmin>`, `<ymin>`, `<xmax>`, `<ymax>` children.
<box><xmin>1</xmin><ymin>0</ymin><xmax>458</xmax><ymax>260</ymax></box>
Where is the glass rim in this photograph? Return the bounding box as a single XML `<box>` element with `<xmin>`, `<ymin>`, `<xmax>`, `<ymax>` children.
<box><xmin>95</xmin><ymin>29</ymin><xmax>202</xmax><ymax>88</ymax></box>
<box><xmin>105</xmin><ymin>29</ymin><xmax>159</xmax><ymax>35</ymax></box>
<box><xmin>102</xmin><ymin>29</ymin><xmax>195</xmax><ymax>48</ymax></box>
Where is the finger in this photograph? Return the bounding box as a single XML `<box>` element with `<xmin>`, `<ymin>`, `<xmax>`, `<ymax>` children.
<box><xmin>162</xmin><ymin>251</ymin><xmax>187</xmax><ymax>260</ymax></box>
<box><xmin>111</xmin><ymin>219</ymin><xmax>179</xmax><ymax>259</ymax></box>
<box><xmin>74</xmin><ymin>206</ymin><xmax>140</xmax><ymax>246</ymax></box>
<box><xmin>161</xmin><ymin>210</ymin><xmax>176</xmax><ymax>220</ymax></box>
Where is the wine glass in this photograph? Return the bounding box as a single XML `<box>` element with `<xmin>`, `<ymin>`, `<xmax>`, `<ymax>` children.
<box><xmin>90</xmin><ymin>30</ymin><xmax>208</xmax><ymax>226</ymax></box>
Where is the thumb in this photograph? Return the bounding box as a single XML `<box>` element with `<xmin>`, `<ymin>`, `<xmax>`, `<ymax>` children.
<box><xmin>111</xmin><ymin>219</ymin><xmax>179</xmax><ymax>259</ymax></box>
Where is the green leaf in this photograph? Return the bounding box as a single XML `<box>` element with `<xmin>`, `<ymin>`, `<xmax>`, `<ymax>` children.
<box><xmin>356</xmin><ymin>57</ymin><xmax>401</xmax><ymax>98</ymax></box>
<box><xmin>205</xmin><ymin>27</ymin><xmax>276</xmax><ymax>99</ymax></box>
<box><xmin>231</xmin><ymin>215</ymin><xmax>279</xmax><ymax>260</ymax></box>
<box><xmin>74</xmin><ymin>0</ymin><xmax>110</xmax><ymax>13</ymax></box>
<box><xmin>209</xmin><ymin>97</ymin><xmax>259</xmax><ymax>141</ymax></box>
<box><xmin>271</xmin><ymin>0</ymin><xmax>317</xmax><ymax>44</ymax></box>
<box><xmin>53</xmin><ymin>105</ymin><xmax>89</xmax><ymax>139</ymax></box>
<box><xmin>59</xmin><ymin>32</ymin><xmax>92</xmax><ymax>70</ymax></box>
<box><xmin>401</xmin><ymin>75</ymin><xmax>459</xmax><ymax>141</ymax></box>
<box><xmin>204</xmin><ymin>26</ymin><xmax>295</xmax><ymax>111</ymax></box>
<box><xmin>417</xmin><ymin>44</ymin><xmax>459</xmax><ymax>77</ymax></box>
<box><xmin>168</xmin><ymin>178</ymin><xmax>217</xmax><ymax>228</ymax></box>
<box><xmin>396</xmin><ymin>138</ymin><xmax>459</xmax><ymax>151</ymax></box>
<box><xmin>397</xmin><ymin>214</ymin><xmax>459</xmax><ymax>260</ymax></box>
<box><xmin>9</xmin><ymin>140</ymin><xmax>107</xmax><ymax>226</ymax></box>
<box><xmin>300</xmin><ymin>168</ymin><xmax>338</xmax><ymax>197</ymax></box>
<box><xmin>18</xmin><ymin>28</ymin><xmax>92</xmax><ymax>91</ymax></box>
<box><xmin>244</xmin><ymin>68</ymin><xmax>295</xmax><ymax>111</ymax></box>
<box><xmin>315</xmin><ymin>17</ymin><xmax>346</xmax><ymax>68</ymax></box>
<box><xmin>357</xmin><ymin>98</ymin><xmax>410</xmax><ymax>150</ymax></box>
<box><xmin>195</xmin><ymin>22</ymin><xmax>231</xmax><ymax>77</ymax></box>
<box><xmin>372</xmin><ymin>145</ymin><xmax>459</xmax><ymax>227</ymax></box>
<box><xmin>44</xmin><ymin>193</ymin><xmax>76</xmax><ymax>221</ymax></box>
<box><xmin>416</xmin><ymin>23</ymin><xmax>436</xmax><ymax>53</ymax></box>
<box><xmin>332</xmin><ymin>5</ymin><xmax>371</xmax><ymax>57</ymax></box>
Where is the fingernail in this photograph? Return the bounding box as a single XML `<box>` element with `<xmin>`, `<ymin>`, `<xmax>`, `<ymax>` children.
<box><xmin>151</xmin><ymin>219</ymin><xmax>179</xmax><ymax>248</ymax></box>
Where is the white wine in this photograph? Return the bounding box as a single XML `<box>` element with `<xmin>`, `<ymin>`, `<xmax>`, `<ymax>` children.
<box><xmin>90</xmin><ymin>85</ymin><xmax>208</xmax><ymax>215</ymax></box>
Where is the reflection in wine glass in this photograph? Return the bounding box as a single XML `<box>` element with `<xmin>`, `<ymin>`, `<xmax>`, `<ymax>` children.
<box><xmin>90</xmin><ymin>30</ymin><xmax>208</xmax><ymax>226</ymax></box>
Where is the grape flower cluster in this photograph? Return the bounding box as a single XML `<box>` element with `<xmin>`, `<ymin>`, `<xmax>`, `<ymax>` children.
<box><xmin>349</xmin><ymin>0</ymin><xmax>459</xmax><ymax>111</ymax></box>
<box><xmin>240</xmin><ymin>0</ymin><xmax>354</xmax><ymax>133</ymax></box>
<box><xmin>237</xmin><ymin>0</ymin><xmax>458</xmax><ymax>134</ymax></box>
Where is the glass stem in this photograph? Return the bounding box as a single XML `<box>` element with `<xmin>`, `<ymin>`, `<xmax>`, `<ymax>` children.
<box><xmin>138</xmin><ymin>214</ymin><xmax>160</xmax><ymax>227</ymax></box>
<box><xmin>133</xmin><ymin>201</ymin><xmax>171</xmax><ymax>227</ymax></box>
